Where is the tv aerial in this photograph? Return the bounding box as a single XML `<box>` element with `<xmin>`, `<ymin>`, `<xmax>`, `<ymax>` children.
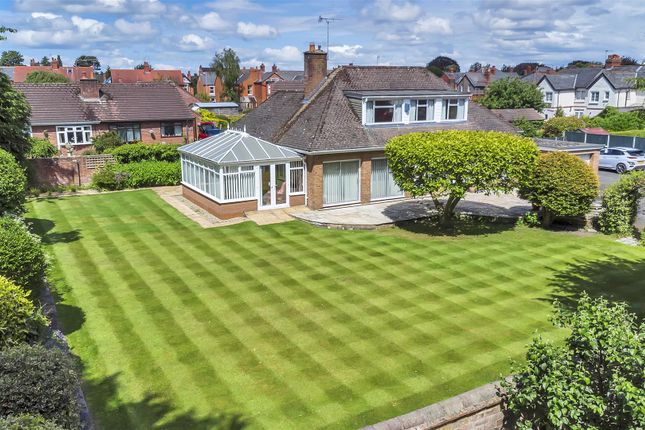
<box><xmin>318</xmin><ymin>15</ymin><xmax>342</xmax><ymax>55</ymax></box>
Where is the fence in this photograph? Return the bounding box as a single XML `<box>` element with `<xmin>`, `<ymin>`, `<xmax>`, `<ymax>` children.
<box><xmin>562</xmin><ymin>131</ymin><xmax>645</xmax><ymax>150</ymax></box>
<box><xmin>28</xmin><ymin>154</ymin><xmax>116</xmax><ymax>188</ymax></box>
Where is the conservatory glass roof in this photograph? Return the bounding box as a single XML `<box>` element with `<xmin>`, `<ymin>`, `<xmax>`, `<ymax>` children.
<box><xmin>179</xmin><ymin>129</ymin><xmax>302</xmax><ymax>165</ymax></box>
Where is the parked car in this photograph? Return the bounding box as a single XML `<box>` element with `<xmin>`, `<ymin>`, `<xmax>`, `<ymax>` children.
<box><xmin>198</xmin><ymin>122</ymin><xmax>221</xmax><ymax>139</ymax></box>
<box><xmin>599</xmin><ymin>147</ymin><xmax>645</xmax><ymax>173</ymax></box>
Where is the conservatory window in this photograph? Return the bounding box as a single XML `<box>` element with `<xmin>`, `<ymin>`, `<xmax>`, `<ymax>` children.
<box><xmin>290</xmin><ymin>160</ymin><xmax>305</xmax><ymax>194</ymax></box>
<box><xmin>222</xmin><ymin>165</ymin><xmax>255</xmax><ymax>200</ymax></box>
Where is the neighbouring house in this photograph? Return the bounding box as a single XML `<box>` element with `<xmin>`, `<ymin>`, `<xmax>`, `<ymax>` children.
<box><xmin>455</xmin><ymin>67</ymin><xmax>519</xmax><ymax>97</ymax></box>
<box><xmin>491</xmin><ymin>108</ymin><xmax>544</xmax><ymax>123</ymax></box>
<box><xmin>16</xmin><ymin>79</ymin><xmax>197</xmax><ymax>153</ymax></box>
<box><xmin>532</xmin><ymin>55</ymin><xmax>645</xmax><ymax>119</ymax></box>
<box><xmin>191</xmin><ymin>102</ymin><xmax>240</xmax><ymax>115</ymax></box>
<box><xmin>179</xmin><ymin>43</ymin><xmax>518</xmax><ymax>218</ymax></box>
<box><xmin>235</xmin><ymin>63</ymin><xmax>305</xmax><ymax>109</ymax></box>
<box><xmin>108</xmin><ymin>62</ymin><xmax>185</xmax><ymax>88</ymax></box>
<box><xmin>1</xmin><ymin>57</ymin><xmax>94</xmax><ymax>82</ymax></box>
<box><xmin>196</xmin><ymin>66</ymin><xmax>224</xmax><ymax>102</ymax></box>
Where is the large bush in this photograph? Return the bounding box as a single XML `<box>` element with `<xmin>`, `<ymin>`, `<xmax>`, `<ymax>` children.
<box><xmin>107</xmin><ymin>143</ymin><xmax>180</xmax><ymax>163</ymax></box>
<box><xmin>526</xmin><ymin>152</ymin><xmax>599</xmax><ymax>226</ymax></box>
<box><xmin>502</xmin><ymin>294</ymin><xmax>644</xmax><ymax>430</ymax></box>
<box><xmin>0</xmin><ymin>72</ymin><xmax>31</xmax><ymax>159</ymax></box>
<box><xmin>588</xmin><ymin>106</ymin><xmax>645</xmax><ymax>132</ymax></box>
<box><xmin>480</xmin><ymin>78</ymin><xmax>546</xmax><ymax>110</ymax></box>
<box><xmin>598</xmin><ymin>170</ymin><xmax>645</xmax><ymax>235</ymax></box>
<box><xmin>24</xmin><ymin>71</ymin><xmax>70</xmax><ymax>84</ymax></box>
<box><xmin>542</xmin><ymin>116</ymin><xmax>587</xmax><ymax>137</ymax></box>
<box><xmin>0</xmin><ymin>276</ymin><xmax>48</xmax><ymax>348</ymax></box>
<box><xmin>0</xmin><ymin>216</ymin><xmax>47</xmax><ymax>291</ymax></box>
<box><xmin>0</xmin><ymin>414</ymin><xmax>65</xmax><ymax>430</ymax></box>
<box><xmin>92</xmin><ymin>161</ymin><xmax>181</xmax><ymax>190</ymax></box>
<box><xmin>0</xmin><ymin>148</ymin><xmax>27</xmax><ymax>215</ymax></box>
<box><xmin>386</xmin><ymin>131</ymin><xmax>538</xmax><ymax>225</ymax></box>
<box><xmin>26</xmin><ymin>138</ymin><xmax>57</xmax><ymax>158</ymax></box>
<box><xmin>0</xmin><ymin>344</ymin><xmax>80</xmax><ymax>429</ymax></box>
<box><xmin>92</xmin><ymin>131</ymin><xmax>124</xmax><ymax>153</ymax></box>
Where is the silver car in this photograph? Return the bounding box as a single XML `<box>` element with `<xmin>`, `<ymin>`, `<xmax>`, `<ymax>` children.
<box><xmin>599</xmin><ymin>147</ymin><xmax>645</xmax><ymax>173</ymax></box>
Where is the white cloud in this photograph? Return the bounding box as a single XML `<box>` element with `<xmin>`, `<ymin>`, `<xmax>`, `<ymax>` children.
<box><xmin>31</xmin><ymin>12</ymin><xmax>61</xmax><ymax>19</ymax></box>
<box><xmin>198</xmin><ymin>12</ymin><xmax>230</xmax><ymax>31</ymax></box>
<box><xmin>114</xmin><ymin>18</ymin><xmax>155</xmax><ymax>35</ymax></box>
<box><xmin>263</xmin><ymin>46</ymin><xmax>301</xmax><ymax>63</ymax></box>
<box><xmin>71</xmin><ymin>16</ymin><xmax>105</xmax><ymax>35</ymax></box>
<box><xmin>154</xmin><ymin>63</ymin><xmax>178</xmax><ymax>70</ymax></box>
<box><xmin>10</xmin><ymin>30</ymin><xmax>76</xmax><ymax>47</ymax></box>
<box><xmin>237</xmin><ymin>21</ymin><xmax>278</xmax><ymax>39</ymax></box>
<box><xmin>415</xmin><ymin>17</ymin><xmax>452</xmax><ymax>35</ymax></box>
<box><xmin>16</xmin><ymin>0</ymin><xmax>165</xmax><ymax>14</ymax></box>
<box><xmin>207</xmin><ymin>0</ymin><xmax>264</xmax><ymax>11</ymax></box>
<box><xmin>178</xmin><ymin>34</ymin><xmax>213</xmax><ymax>51</ymax></box>
<box><xmin>329</xmin><ymin>44</ymin><xmax>363</xmax><ymax>58</ymax></box>
<box><xmin>362</xmin><ymin>0</ymin><xmax>423</xmax><ymax>22</ymax></box>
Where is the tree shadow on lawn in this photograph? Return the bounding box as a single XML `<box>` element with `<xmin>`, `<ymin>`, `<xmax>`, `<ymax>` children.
<box><xmin>25</xmin><ymin>217</ymin><xmax>82</xmax><ymax>244</ymax></box>
<box><xmin>85</xmin><ymin>373</ymin><xmax>249</xmax><ymax>430</ymax></box>
<box><xmin>393</xmin><ymin>215</ymin><xmax>516</xmax><ymax>237</ymax></box>
<box><xmin>547</xmin><ymin>255</ymin><xmax>645</xmax><ymax>318</ymax></box>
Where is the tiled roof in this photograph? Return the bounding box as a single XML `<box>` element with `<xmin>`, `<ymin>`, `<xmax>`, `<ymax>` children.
<box><xmin>199</xmin><ymin>71</ymin><xmax>218</xmax><ymax>86</ymax></box>
<box><xmin>270</xmin><ymin>81</ymin><xmax>305</xmax><ymax>92</ymax></box>
<box><xmin>491</xmin><ymin>108</ymin><xmax>544</xmax><ymax>122</ymax></box>
<box><xmin>459</xmin><ymin>71</ymin><xmax>518</xmax><ymax>87</ymax></box>
<box><xmin>15</xmin><ymin>82</ymin><xmax>194</xmax><ymax>126</ymax></box>
<box><xmin>11</xmin><ymin>65</ymin><xmax>94</xmax><ymax>82</ymax></box>
<box><xmin>236</xmin><ymin>66</ymin><xmax>516</xmax><ymax>153</ymax></box>
<box><xmin>110</xmin><ymin>69</ymin><xmax>184</xmax><ymax>86</ymax></box>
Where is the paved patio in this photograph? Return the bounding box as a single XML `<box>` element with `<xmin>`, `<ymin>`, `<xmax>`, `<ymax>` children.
<box><xmin>292</xmin><ymin>193</ymin><xmax>531</xmax><ymax>229</ymax></box>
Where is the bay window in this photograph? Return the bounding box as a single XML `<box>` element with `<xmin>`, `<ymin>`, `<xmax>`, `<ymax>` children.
<box><xmin>56</xmin><ymin>125</ymin><xmax>92</xmax><ymax>146</ymax></box>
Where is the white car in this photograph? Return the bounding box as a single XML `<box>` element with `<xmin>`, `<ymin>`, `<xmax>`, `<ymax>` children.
<box><xmin>599</xmin><ymin>147</ymin><xmax>645</xmax><ymax>173</ymax></box>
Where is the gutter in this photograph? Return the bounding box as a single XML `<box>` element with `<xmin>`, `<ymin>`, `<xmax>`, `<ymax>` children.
<box><xmin>294</xmin><ymin>147</ymin><xmax>385</xmax><ymax>156</ymax></box>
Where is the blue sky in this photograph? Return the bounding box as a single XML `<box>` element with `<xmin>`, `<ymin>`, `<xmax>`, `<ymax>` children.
<box><xmin>1</xmin><ymin>0</ymin><xmax>644</xmax><ymax>73</ymax></box>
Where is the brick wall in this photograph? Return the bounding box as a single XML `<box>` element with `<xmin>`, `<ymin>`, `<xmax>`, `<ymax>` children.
<box><xmin>182</xmin><ymin>185</ymin><xmax>258</xmax><ymax>219</ymax></box>
<box><xmin>360</xmin><ymin>380</ymin><xmax>509</xmax><ymax>430</ymax></box>
<box><xmin>27</xmin><ymin>154</ymin><xmax>116</xmax><ymax>187</ymax></box>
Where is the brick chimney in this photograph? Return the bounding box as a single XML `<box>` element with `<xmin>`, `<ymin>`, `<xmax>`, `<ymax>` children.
<box><xmin>490</xmin><ymin>65</ymin><xmax>497</xmax><ymax>75</ymax></box>
<box><xmin>304</xmin><ymin>42</ymin><xmax>327</xmax><ymax>96</ymax></box>
<box><xmin>605</xmin><ymin>54</ymin><xmax>621</xmax><ymax>68</ymax></box>
<box><xmin>30</xmin><ymin>58</ymin><xmax>36</xmax><ymax>66</ymax></box>
<box><xmin>79</xmin><ymin>78</ymin><xmax>100</xmax><ymax>100</ymax></box>
<box><xmin>260</xmin><ymin>63</ymin><xmax>266</xmax><ymax>72</ymax></box>
<box><xmin>51</xmin><ymin>57</ymin><xmax>59</xmax><ymax>69</ymax></box>
<box><xmin>143</xmin><ymin>61</ymin><xmax>151</xmax><ymax>72</ymax></box>
<box><xmin>272</xmin><ymin>64</ymin><xmax>278</xmax><ymax>73</ymax></box>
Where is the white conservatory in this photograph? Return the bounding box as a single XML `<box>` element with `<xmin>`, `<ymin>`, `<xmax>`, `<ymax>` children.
<box><xmin>178</xmin><ymin>130</ymin><xmax>306</xmax><ymax>219</ymax></box>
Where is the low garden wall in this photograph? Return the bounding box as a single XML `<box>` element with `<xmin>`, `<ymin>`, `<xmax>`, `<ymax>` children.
<box><xmin>360</xmin><ymin>380</ymin><xmax>509</xmax><ymax>430</ymax></box>
<box><xmin>27</xmin><ymin>154</ymin><xmax>115</xmax><ymax>188</ymax></box>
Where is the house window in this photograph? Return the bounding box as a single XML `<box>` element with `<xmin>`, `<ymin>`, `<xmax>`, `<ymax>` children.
<box><xmin>374</xmin><ymin>100</ymin><xmax>395</xmax><ymax>123</ymax></box>
<box><xmin>442</xmin><ymin>98</ymin><xmax>465</xmax><ymax>120</ymax></box>
<box><xmin>289</xmin><ymin>160</ymin><xmax>305</xmax><ymax>194</ymax></box>
<box><xmin>110</xmin><ymin>123</ymin><xmax>141</xmax><ymax>142</ymax></box>
<box><xmin>247</xmin><ymin>85</ymin><xmax>252</xmax><ymax>95</ymax></box>
<box><xmin>161</xmin><ymin>122</ymin><xmax>183</xmax><ymax>137</ymax></box>
<box><xmin>590</xmin><ymin>91</ymin><xmax>599</xmax><ymax>103</ymax></box>
<box><xmin>371</xmin><ymin>158</ymin><xmax>403</xmax><ymax>200</ymax></box>
<box><xmin>412</xmin><ymin>99</ymin><xmax>434</xmax><ymax>122</ymax></box>
<box><xmin>323</xmin><ymin>160</ymin><xmax>360</xmax><ymax>205</ymax></box>
<box><xmin>604</xmin><ymin>91</ymin><xmax>610</xmax><ymax>101</ymax></box>
<box><xmin>574</xmin><ymin>109</ymin><xmax>584</xmax><ymax>119</ymax></box>
<box><xmin>56</xmin><ymin>125</ymin><xmax>92</xmax><ymax>146</ymax></box>
<box><xmin>544</xmin><ymin>91</ymin><xmax>553</xmax><ymax>102</ymax></box>
<box><xmin>575</xmin><ymin>90</ymin><xmax>586</xmax><ymax>101</ymax></box>
<box><xmin>209</xmin><ymin>86</ymin><xmax>215</xmax><ymax>95</ymax></box>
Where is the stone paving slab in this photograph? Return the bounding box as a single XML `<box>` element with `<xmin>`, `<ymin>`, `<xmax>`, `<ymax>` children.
<box><xmin>292</xmin><ymin>193</ymin><xmax>531</xmax><ymax>229</ymax></box>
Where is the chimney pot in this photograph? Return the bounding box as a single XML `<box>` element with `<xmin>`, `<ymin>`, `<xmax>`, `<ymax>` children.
<box><xmin>272</xmin><ymin>63</ymin><xmax>277</xmax><ymax>73</ymax></box>
<box><xmin>309</xmin><ymin>42</ymin><xmax>315</xmax><ymax>53</ymax></box>
<box><xmin>260</xmin><ymin>63</ymin><xmax>265</xmax><ymax>72</ymax></box>
<box><xmin>143</xmin><ymin>61</ymin><xmax>150</xmax><ymax>72</ymax></box>
<box><xmin>52</xmin><ymin>57</ymin><xmax>59</xmax><ymax>69</ymax></box>
<box><xmin>79</xmin><ymin>78</ymin><xmax>100</xmax><ymax>100</ymax></box>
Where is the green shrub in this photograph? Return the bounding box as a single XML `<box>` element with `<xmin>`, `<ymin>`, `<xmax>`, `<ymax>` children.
<box><xmin>512</xmin><ymin>118</ymin><xmax>543</xmax><ymax>137</ymax></box>
<box><xmin>0</xmin><ymin>276</ymin><xmax>48</xmax><ymax>348</ymax></box>
<box><xmin>587</xmin><ymin>106</ymin><xmax>645</xmax><ymax>132</ymax></box>
<box><xmin>26</xmin><ymin>138</ymin><xmax>57</xmax><ymax>159</ymax></box>
<box><xmin>516</xmin><ymin>211</ymin><xmax>540</xmax><ymax>227</ymax></box>
<box><xmin>92</xmin><ymin>131</ymin><xmax>124</xmax><ymax>153</ymax></box>
<box><xmin>0</xmin><ymin>149</ymin><xmax>27</xmax><ymax>215</ymax></box>
<box><xmin>0</xmin><ymin>216</ymin><xmax>47</xmax><ymax>291</ymax></box>
<box><xmin>107</xmin><ymin>143</ymin><xmax>180</xmax><ymax>163</ymax></box>
<box><xmin>526</xmin><ymin>152</ymin><xmax>599</xmax><ymax>226</ymax></box>
<box><xmin>92</xmin><ymin>161</ymin><xmax>180</xmax><ymax>190</ymax></box>
<box><xmin>0</xmin><ymin>414</ymin><xmax>65</xmax><ymax>430</ymax></box>
<box><xmin>598</xmin><ymin>170</ymin><xmax>645</xmax><ymax>235</ymax></box>
<box><xmin>542</xmin><ymin>116</ymin><xmax>587</xmax><ymax>137</ymax></box>
<box><xmin>0</xmin><ymin>344</ymin><xmax>80</xmax><ymax>429</ymax></box>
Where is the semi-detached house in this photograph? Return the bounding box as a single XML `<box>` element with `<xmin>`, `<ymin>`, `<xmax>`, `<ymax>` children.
<box><xmin>178</xmin><ymin>44</ymin><xmax>516</xmax><ymax>219</ymax></box>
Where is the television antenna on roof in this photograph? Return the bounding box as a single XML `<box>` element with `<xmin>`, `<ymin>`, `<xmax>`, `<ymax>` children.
<box><xmin>318</xmin><ymin>15</ymin><xmax>342</xmax><ymax>55</ymax></box>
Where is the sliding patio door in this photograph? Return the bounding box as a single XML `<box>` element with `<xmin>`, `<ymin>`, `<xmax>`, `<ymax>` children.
<box><xmin>371</xmin><ymin>158</ymin><xmax>403</xmax><ymax>200</ymax></box>
<box><xmin>323</xmin><ymin>160</ymin><xmax>360</xmax><ymax>206</ymax></box>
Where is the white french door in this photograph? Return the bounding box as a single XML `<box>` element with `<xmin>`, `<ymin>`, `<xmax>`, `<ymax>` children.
<box><xmin>259</xmin><ymin>163</ymin><xmax>289</xmax><ymax>209</ymax></box>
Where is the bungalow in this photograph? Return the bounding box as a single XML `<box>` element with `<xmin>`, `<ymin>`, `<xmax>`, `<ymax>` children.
<box><xmin>16</xmin><ymin>79</ymin><xmax>196</xmax><ymax>152</ymax></box>
<box><xmin>179</xmin><ymin>43</ymin><xmax>516</xmax><ymax>218</ymax></box>
<box><xmin>1</xmin><ymin>57</ymin><xmax>94</xmax><ymax>82</ymax></box>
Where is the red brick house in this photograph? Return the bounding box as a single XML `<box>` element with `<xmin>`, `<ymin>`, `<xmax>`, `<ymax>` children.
<box><xmin>7</xmin><ymin>57</ymin><xmax>94</xmax><ymax>82</ymax></box>
<box><xmin>236</xmin><ymin>63</ymin><xmax>304</xmax><ymax>109</ymax></box>
<box><xmin>16</xmin><ymin>79</ymin><xmax>197</xmax><ymax>153</ymax></box>
<box><xmin>195</xmin><ymin>66</ymin><xmax>224</xmax><ymax>102</ymax></box>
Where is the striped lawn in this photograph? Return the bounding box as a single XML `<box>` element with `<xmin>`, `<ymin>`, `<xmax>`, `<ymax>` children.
<box><xmin>27</xmin><ymin>190</ymin><xmax>645</xmax><ymax>430</ymax></box>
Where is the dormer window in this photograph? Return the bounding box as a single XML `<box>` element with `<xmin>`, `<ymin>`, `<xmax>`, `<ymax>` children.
<box><xmin>411</xmin><ymin>99</ymin><xmax>434</xmax><ymax>122</ymax></box>
<box><xmin>374</xmin><ymin>100</ymin><xmax>395</xmax><ymax>122</ymax></box>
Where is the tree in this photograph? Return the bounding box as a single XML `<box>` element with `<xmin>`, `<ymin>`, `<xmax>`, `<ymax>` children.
<box><xmin>0</xmin><ymin>148</ymin><xmax>27</xmax><ymax>215</ymax></box>
<box><xmin>479</xmin><ymin>78</ymin><xmax>546</xmax><ymax>110</ymax></box>
<box><xmin>0</xmin><ymin>26</ymin><xmax>17</xmax><ymax>41</ymax></box>
<box><xmin>514</xmin><ymin>62</ymin><xmax>540</xmax><ymax>75</ymax></box>
<box><xmin>468</xmin><ymin>62</ymin><xmax>482</xmax><ymax>72</ymax></box>
<box><xmin>104</xmin><ymin>65</ymin><xmax>111</xmax><ymax>82</ymax></box>
<box><xmin>566</xmin><ymin>59</ymin><xmax>603</xmax><ymax>69</ymax></box>
<box><xmin>56</xmin><ymin>54</ymin><xmax>62</xmax><ymax>67</ymax></box>
<box><xmin>542</xmin><ymin>116</ymin><xmax>586</xmax><ymax>137</ymax></box>
<box><xmin>427</xmin><ymin>55</ymin><xmax>460</xmax><ymax>72</ymax></box>
<box><xmin>502</xmin><ymin>294</ymin><xmax>644</xmax><ymax>429</ymax></box>
<box><xmin>621</xmin><ymin>56</ymin><xmax>639</xmax><ymax>66</ymax></box>
<box><xmin>427</xmin><ymin>66</ymin><xmax>443</xmax><ymax>77</ymax></box>
<box><xmin>39</xmin><ymin>56</ymin><xmax>50</xmax><ymax>66</ymax></box>
<box><xmin>526</xmin><ymin>152</ymin><xmax>599</xmax><ymax>227</ymax></box>
<box><xmin>385</xmin><ymin>131</ymin><xmax>538</xmax><ymax>226</ymax></box>
<box><xmin>211</xmin><ymin>48</ymin><xmax>241</xmax><ymax>102</ymax></box>
<box><xmin>74</xmin><ymin>54</ymin><xmax>100</xmax><ymax>69</ymax></box>
<box><xmin>0</xmin><ymin>72</ymin><xmax>31</xmax><ymax>159</ymax></box>
<box><xmin>0</xmin><ymin>275</ymin><xmax>48</xmax><ymax>349</ymax></box>
<box><xmin>25</xmin><ymin>71</ymin><xmax>70</xmax><ymax>83</ymax></box>
<box><xmin>501</xmin><ymin>64</ymin><xmax>514</xmax><ymax>73</ymax></box>
<box><xmin>134</xmin><ymin>63</ymin><xmax>151</xmax><ymax>70</ymax></box>
<box><xmin>0</xmin><ymin>50</ymin><xmax>24</xmax><ymax>66</ymax></box>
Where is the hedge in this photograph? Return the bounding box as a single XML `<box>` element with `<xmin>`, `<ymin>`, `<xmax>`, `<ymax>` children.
<box><xmin>0</xmin><ymin>344</ymin><xmax>80</xmax><ymax>429</ymax></box>
<box><xmin>0</xmin><ymin>414</ymin><xmax>65</xmax><ymax>430</ymax></box>
<box><xmin>0</xmin><ymin>276</ymin><xmax>48</xmax><ymax>349</ymax></box>
<box><xmin>0</xmin><ymin>216</ymin><xmax>47</xmax><ymax>291</ymax></box>
<box><xmin>92</xmin><ymin>161</ymin><xmax>181</xmax><ymax>190</ymax></box>
<box><xmin>598</xmin><ymin>170</ymin><xmax>645</xmax><ymax>235</ymax></box>
<box><xmin>106</xmin><ymin>143</ymin><xmax>180</xmax><ymax>163</ymax></box>
<box><xmin>0</xmin><ymin>149</ymin><xmax>27</xmax><ymax>215</ymax></box>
